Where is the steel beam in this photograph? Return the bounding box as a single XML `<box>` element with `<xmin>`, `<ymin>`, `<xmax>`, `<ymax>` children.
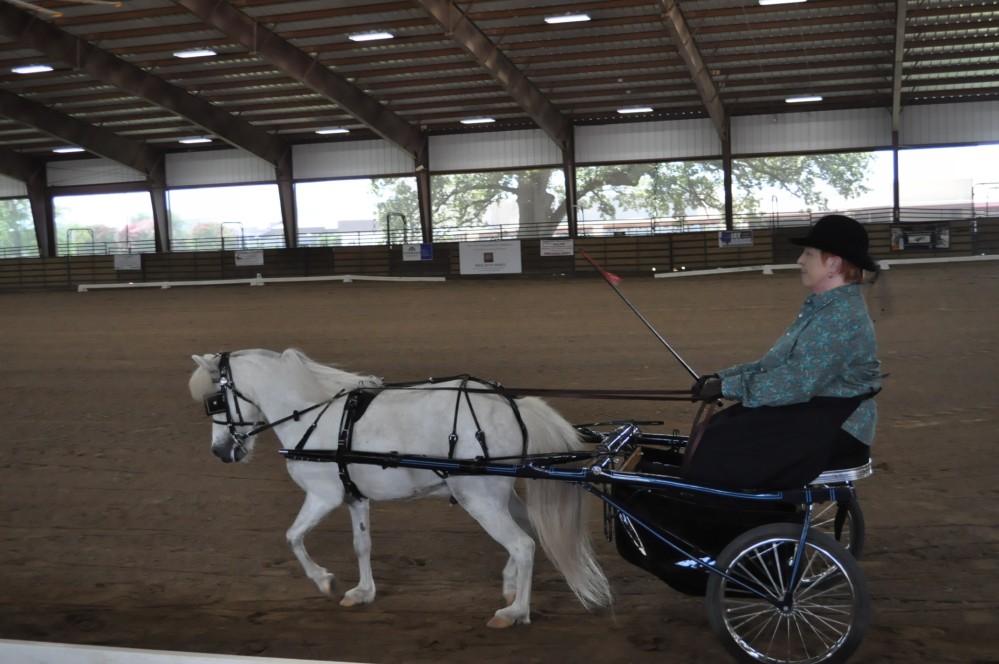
<box><xmin>174</xmin><ymin>0</ymin><xmax>425</xmax><ymax>161</ymax></box>
<box><xmin>0</xmin><ymin>2</ymin><xmax>288</xmax><ymax>166</ymax></box>
<box><xmin>0</xmin><ymin>144</ymin><xmax>42</xmax><ymax>184</ymax></box>
<box><xmin>0</xmin><ymin>146</ymin><xmax>54</xmax><ymax>256</ymax></box>
<box><xmin>416</xmin><ymin>0</ymin><xmax>572</xmax><ymax>152</ymax></box>
<box><xmin>657</xmin><ymin>0</ymin><xmax>728</xmax><ymax>142</ymax></box>
<box><xmin>0</xmin><ymin>89</ymin><xmax>161</xmax><ymax>176</ymax></box>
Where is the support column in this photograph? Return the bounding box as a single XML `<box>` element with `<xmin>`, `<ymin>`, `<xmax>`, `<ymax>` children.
<box><xmin>562</xmin><ymin>126</ymin><xmax>578</xmax><ymax>237</ymax></box>
<box><xmin>722</xmin><ymin>119</ymin><xmax>733</xmax><ymax>230</ymax></box>
<box><xmin>892</xmin><ymin>130</ymin><xmax>901</xmax><ymax>224</ymax></box>
<box><xmin>149</xmin><ymin>157</ymin><xmax>170</xmax><ymax>252</ymax></box>
<box><xmin>26</xmin><ymin>165</ymin><xmax>54</xmax><ymax>257</ymax></box>
<box><xmin>415</xmin><ymin>138</ymin><xmax>432</xmax><ymax>243</ymax></box>
<box><xmin>276</xmin><ymin>151</ymin><xmax>297</xmax><ymax>248</ymax></box>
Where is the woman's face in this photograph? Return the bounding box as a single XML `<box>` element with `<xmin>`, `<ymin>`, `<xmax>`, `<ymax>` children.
<box><xmin>797</xmin><ymin>247</ymin><xmax>841</xmax><ymax>294</ymax></box>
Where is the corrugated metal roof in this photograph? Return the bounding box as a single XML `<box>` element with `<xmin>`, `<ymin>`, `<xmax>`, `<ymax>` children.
<box><xmin>0</xmin><ymin>0</ymin><xmax>994</xmax><ymax>165</ymax></box>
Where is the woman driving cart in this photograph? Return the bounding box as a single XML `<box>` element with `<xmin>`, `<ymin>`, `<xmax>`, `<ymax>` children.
<box><xmin>688</xmin><ymin>214</ymin><xmax>882</xmax><ymax>489</ymax></box>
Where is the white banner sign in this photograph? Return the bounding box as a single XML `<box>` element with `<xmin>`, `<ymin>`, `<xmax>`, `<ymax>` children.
<box><xmin>540</xmin><ymin>239</ymin><xmax>574</xmax><ymax>257</ymax></box>
<box><xmin>402</xmin><ymin>243</ymin><xmax>433</xmax><ymax>262</ymax></box>
<box><xmin>234</xmin><ymin>249</ymin><xmax>264</xmax><ymax>266</ymax></box>
<box><xmin>718</xmin><ymin>230</ymin><xmax>753</xmax><ymax>247</ymax></box>
<box><xmin>458</xmin><ymin>240</ymin><xmax>522</xmax><ymax>275</ymax></box>
<box><xmin>113</xmin><ymin>254</ymin><xmax>142</xmax><ymax>271</ymax></box>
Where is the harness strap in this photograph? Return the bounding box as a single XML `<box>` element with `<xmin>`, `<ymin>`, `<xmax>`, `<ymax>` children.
<box><xmin>336</xmin><ymin>390</ymin><xmax>377</xmax><ymax>501</ymax></box>
<box><xmin>446</xmin><ymin>375</ymin><xmax>490</xmax><ymax>459</ymax></box>
<box><xmin>293</xmin><ymin>401</ymin><xmax>334</xmax><ymax>451</ymax></box>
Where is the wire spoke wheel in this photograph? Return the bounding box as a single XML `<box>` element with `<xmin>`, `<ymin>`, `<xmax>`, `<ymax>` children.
<box><xmin>706</xmin><ymin>524</ymin><xmax>870</xmax><ymax>664</ymax></box>
<box><xmin>809</xmin><ymin>498</ymin><xmax>865</xmax><ymax>559</ymax></box>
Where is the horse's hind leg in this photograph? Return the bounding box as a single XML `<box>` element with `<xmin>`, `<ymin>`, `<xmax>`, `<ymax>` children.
<box><xmin>340</xmin><ymin>498</ymin><xmax>376</xmax><ymax>607</ymax></box>
<box><xmin>287</xmin><ymin>491</ymin><xmax>342</xmax><ymax>597</ymax></box>
<box><xmin>453</xmin><ymin>481</ymin><xmax>535</xmax><ymax>628</ymax></box>
<box><xmin>502</xmin><ymin>489</ymin><xmax>535</xmax><ymax>604</ymax></box>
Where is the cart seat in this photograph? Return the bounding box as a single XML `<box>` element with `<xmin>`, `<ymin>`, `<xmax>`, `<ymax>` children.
<box><xmin>809</xmin><ymin>460</ymin><xmax>873</xmax><ymax>485</ymax></box>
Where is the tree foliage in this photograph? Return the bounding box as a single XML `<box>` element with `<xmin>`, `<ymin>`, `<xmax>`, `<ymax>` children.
<box><xmin>372</xmin><ymin>153</ymin><xmax>874</xmax><ymax>237</ymax></box>
<box><xmin>0</xmin><ymin>198</ymin><xmax>36</xmax><ymax>252</ymax></box>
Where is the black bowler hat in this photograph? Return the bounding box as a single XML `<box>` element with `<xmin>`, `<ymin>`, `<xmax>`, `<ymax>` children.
<box><xmin>790</xmin><ymin>214</ymin><xmax>878</xmax><ymax>272</ymax></box>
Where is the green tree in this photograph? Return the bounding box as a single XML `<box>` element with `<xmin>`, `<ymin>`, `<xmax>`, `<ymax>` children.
<box><xmin>0</xmin><ymin>198</ymin><xmax>37</xmax><ymax>253</ymax></box>
<box><xmin>371</xmin><ymin>153</ymin><xmax>874</xmax><ymax>237</ymax></box>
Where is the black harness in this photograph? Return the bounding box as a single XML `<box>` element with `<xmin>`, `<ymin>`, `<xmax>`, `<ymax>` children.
<box><xmin>204</xmin><ymin>355</ymin><xmax>529</xmax><ymax>503</ymax></box>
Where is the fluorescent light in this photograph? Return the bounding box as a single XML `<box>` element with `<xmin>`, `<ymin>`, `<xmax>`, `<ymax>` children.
<box><xmin>179</xmin><ymin>137</ymin><xmax>212</xmax><ymax>144</ymax></box>
<box><xmin>173</xmin><ymin>49</ymin><xmax>217</xmax><ymax>58</ymax></box>
<box><xmin>759</xmin><ymin>0</ymin><xmax>806</xmax><ymax>5</ymax></box>
<box><xmin>460</xmin><ymin>117</ymin><xmax>495</xmax><ymax>125</ymax></box>
<box><xmin>316</xmin><ymin>128</ymin><xmax>350</xmax><ymax>135</ymax></box>
<box><xmin>617</xmin><ymin>107</ymin><xmax>653</xmax><ymax>114</ymax></box>
<box><xmin>545</xmin><ymin>14</ymin><xmax>591</xmax><ymax>24</ymax></box>
<box><xmin>785</xmin><ymin>95</ymin><xmax>823</xmax><ymax>103</ymax></box>
<box><xmin>349</xmin><ymin>32</ymin><xmax>393</xmax><ymax>42</ymax></box>
<box><xmin>12</xmin><ymin>64</ymin><xmax>53</xmax><ymax>74</ymax></box>
<box><xmin>53</xmin><ymin>147</ymin><xmax>85</xmax><ymax>154</ymax></box>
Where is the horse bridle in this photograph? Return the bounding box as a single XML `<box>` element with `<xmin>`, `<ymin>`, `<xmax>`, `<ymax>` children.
<box><xmin>204</xmin><ymin>352</ymin><xmax>336</xmax><ymax>455</ymax></box>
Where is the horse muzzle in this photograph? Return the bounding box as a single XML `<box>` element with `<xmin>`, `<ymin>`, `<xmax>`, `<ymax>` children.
<box><xmin>212</xmin><ymin>435</ymin><xmax>249</xmax><ymax>463</ymax></box>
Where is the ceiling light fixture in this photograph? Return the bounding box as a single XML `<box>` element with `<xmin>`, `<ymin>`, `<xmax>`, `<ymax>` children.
<box><xmin>785</xmin><ymin>95</ymin><xmax>823</xmax><ymax>103</ymax></box>
<box><xmin>759</xmin><ymin>0</ymin><xmax>807</xmax><ymax>5</ymax></box>
<box><xmin>544</xmin><ymin>14</ymin><xmax>591</xmax><ymax>24</ymax></box>
<box><xmin>12</xmin><ymin>64</ymin><xmax>53</xmax><ymax>74</ymax></box>
<box><xmin>460</xmin><ymin>117</ymin><xmax>495</xmax><ymax>125</ymax></box>
<box><xmin>53</xmin><ymin>147</ymin><xmax>85</xmax><ymax>154</ymax></box>
<box><xmin>349</xmin><ymin>32</ymin><xmax>394</xmax><ymax>42</ymax></box>
<box><xmin>617</xmin><ymin>107</ymin><xmax>653</xmax><ymax>114</ymax></box>
<box><xmin>316</xmin><ymin>128</ymin><xmax>350</xmax><ymax>135</ymax></box>
<box><xmin>173</xmin><ymin>49</ymin><xmax>217</xmax><ymax>58</ymax></box>
<box><xmin>179</xmin><ymin>137</ymin><xmax>212</xmax><ymax>144</ymax></box>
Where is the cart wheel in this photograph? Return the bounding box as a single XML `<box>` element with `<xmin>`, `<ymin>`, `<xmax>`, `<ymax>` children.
<box><xmin>810</xmin><ymin>497</ymin><xmax>865</xmax><ymax>559</ymax></box>
<box><xmin>705</xmin><ymin>523</ymin><xmax>870</xmax><ymax>664</ymax></box>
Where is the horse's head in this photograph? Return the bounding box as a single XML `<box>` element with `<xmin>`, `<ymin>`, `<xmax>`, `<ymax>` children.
<box><xmin>189</xmin><ymin>352</ymin><xmax>266</xmax><ymax>463</ymax></box>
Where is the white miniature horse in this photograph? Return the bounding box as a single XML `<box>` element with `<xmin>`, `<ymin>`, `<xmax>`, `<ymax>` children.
<box><xmin>188</xmin><ymin>348</ymin><xmax>611</xmax><ymax>627</ymax></box>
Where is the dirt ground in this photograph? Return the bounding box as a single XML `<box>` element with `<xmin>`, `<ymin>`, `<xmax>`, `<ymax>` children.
<box><xmin>1</xmin><ymin>261</ymin><xmax>997</xmax><ymax>664</ymax></box>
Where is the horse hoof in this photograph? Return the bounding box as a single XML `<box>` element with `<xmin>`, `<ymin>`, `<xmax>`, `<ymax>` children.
<box><xmin>340</xmin><ymin>596</ymin><xmax>360</xmax><ymax>607</ymax></box>
<box><xmin>486</xmin><ymin>615</ymin><xmax>514</xmax><ymax>629</ymax></box>
<box><xmin>318</xmin><ymin>574</ymin><xmax>339</xmax><ymax>597</ymax></box>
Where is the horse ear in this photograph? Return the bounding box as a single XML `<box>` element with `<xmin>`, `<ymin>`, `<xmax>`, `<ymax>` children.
<box><xmin>192</xmin><ymin>354</ymin><xmax>216</xmax><ymax>371</ymax></box>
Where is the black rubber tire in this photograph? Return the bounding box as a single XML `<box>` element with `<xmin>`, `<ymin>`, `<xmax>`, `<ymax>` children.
<box><xmin>810</xmin><ymin>497</ymin><xmax>866</xmax><ymax>559</ymax></box>
<box><xmin>705</xmin><ymin>523</ymin><xmax>870</xmax><ymax>664</ymax></box>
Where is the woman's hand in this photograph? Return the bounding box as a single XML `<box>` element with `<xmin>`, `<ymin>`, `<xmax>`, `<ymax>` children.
<box><xmin>691</xmin><ymin>374</ymin><xmax>723</xmax><ymax>401</ymax></box>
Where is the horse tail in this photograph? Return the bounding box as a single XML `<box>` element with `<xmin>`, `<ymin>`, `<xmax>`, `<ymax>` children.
<box><xmin>518</xmin><ymin>398</ymin><xmax>612</xmax><ymax>611</ymax></box>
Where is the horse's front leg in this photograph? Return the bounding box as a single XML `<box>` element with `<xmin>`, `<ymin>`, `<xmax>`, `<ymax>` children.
<box><xmin>287</xmin><ymin>491</ymin><xmax>342</xmax><ymax>597</ymax></box>
<box><xmin>340</xmin><ymin>498</ymin><xmax>376</xmax><ymax>607</ymax></box>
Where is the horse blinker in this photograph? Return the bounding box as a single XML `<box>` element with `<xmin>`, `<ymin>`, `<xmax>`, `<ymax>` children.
<box><xmin>204</xmin><ymin>391</ymin><xmax>227</xmax><ymax>416</ymax></box>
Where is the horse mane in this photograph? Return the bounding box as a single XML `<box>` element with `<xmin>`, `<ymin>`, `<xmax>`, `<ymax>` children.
<box><xmin>187</xmin><ymin>349</ymin><xmax>382</xmax><ymax>403</ymax></box>
<box><xmin>280</xmin><ymin>348</ymin><xmax>383</xmax><ymax>397</ymax></box>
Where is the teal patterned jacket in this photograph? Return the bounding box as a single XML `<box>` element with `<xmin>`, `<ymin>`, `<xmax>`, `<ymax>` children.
<box><xmin>716</xmin><ymin>284</ymin><xmax>881</xmax><ymax>445</ymax></box>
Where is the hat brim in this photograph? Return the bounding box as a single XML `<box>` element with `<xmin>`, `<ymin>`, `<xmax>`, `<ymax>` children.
<box><xmin>790</xmin><ymin>237</ymin><xmax>878</xmax><ymax>272</ymax></box>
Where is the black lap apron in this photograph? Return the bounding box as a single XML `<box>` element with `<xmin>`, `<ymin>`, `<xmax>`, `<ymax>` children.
<box><xmin>684</xmin><ymin>395</ymin><xmax>866</xmax><ymax>489</ymax></box>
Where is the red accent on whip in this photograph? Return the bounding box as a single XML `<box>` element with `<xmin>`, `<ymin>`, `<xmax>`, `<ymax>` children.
<box><xmin>579</xmin><ymin>250</ymin><xmax>622</xmax><ymax>286</ymax></box>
